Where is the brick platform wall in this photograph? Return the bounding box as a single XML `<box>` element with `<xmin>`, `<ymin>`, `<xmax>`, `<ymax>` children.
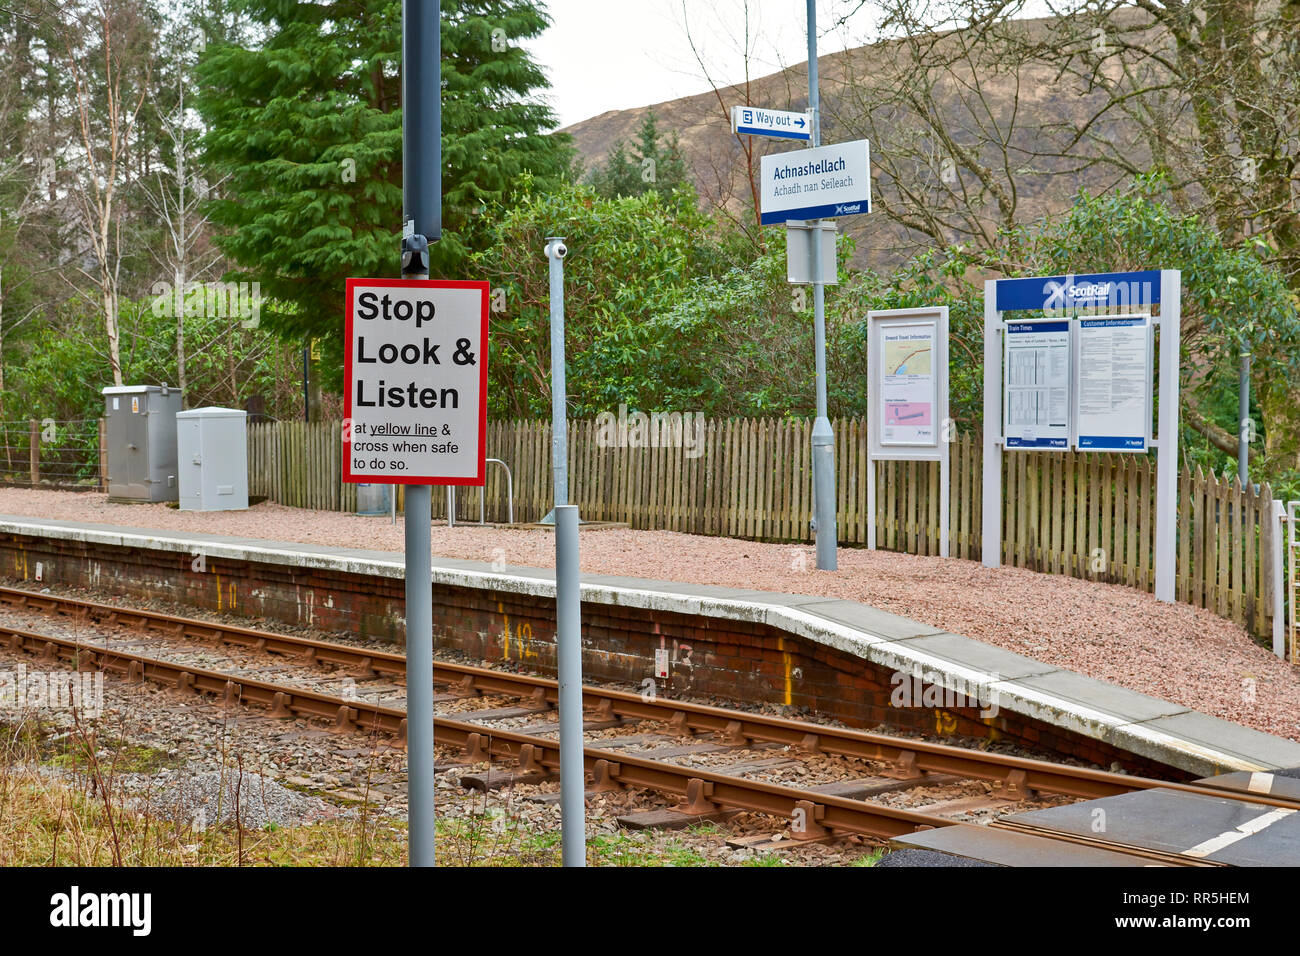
<box><xmin>0</xmin><ymin>530</ymin><xmax>1188</xmax><ymax>779</ymax></box>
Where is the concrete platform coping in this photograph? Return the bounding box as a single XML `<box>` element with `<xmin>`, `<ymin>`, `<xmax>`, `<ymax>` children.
<box><xmin>3</xmin><ymin>513</ymin><xmax>1298</xmax><ymax>778</ymax></box>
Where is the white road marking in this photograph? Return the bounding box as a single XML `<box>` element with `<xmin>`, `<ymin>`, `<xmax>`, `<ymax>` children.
<box><xmin>1183</xmin><ymin>807</ymin><xmax>1294</xmax><ymax>858</ymax></box>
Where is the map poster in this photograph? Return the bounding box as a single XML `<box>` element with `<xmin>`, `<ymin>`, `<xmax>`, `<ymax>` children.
<box><xmin>880</xmin><ymin>322</ymin><xmax>937</xmax><ymax>446</ymax></box>
<box><xmin>1004</xmin><ymin>320</ymin><xmax>1070</xmax><ymax>450</ymax></box>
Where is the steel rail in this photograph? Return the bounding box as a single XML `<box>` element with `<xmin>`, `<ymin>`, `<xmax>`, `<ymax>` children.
<box><xmin>0</xmin><ymin>585</ymin><xmax>408</xmax><ymax>678</ymax></box>
<box><xmin>0</xmin><ymin>584</ymin><xmax>1293</xmax><ymax>814</ymax></box>
<box><xmin>0</xmin><ymin>616</ymin><xmax>1216</xmax><ymax>864</ymax></box>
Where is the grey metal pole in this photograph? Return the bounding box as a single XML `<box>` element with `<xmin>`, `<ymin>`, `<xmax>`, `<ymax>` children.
<box><xmin>1153</xmin><ymin>270</ymin><xmax>1181</xmax><ymax>603</ymax></box>
<box><xmin>404</xmin><ymin>484</ymin><xmax>433</xmax><ymax>867</ymax></box>
<box><xmin>401</xmin><ymin>0</ymin><xmax>440</xmax><ymax>869</ymax></box>
<box><xmin>554</xmin><ymin>503</ymin><xmax>587</xmax><ymax>865</ymax></box>
<box><xmin>1239</xmin><ymin>348</ymin><xmax>1251</xmax><ymax>486</ymax></box>
<box><xmin>981</xmin><ymin>281</ymin><xmax>1002</xmax><ymax>569</ymax></box>
<box><xmin>807</xmin><ymin>0</ymin><xmax>837</xmax><ymax>570</ymax></box>
<box><xmin>542</xmin><ymin>238</ymin><xmax>569</xmax><ymax>522</ymax></box>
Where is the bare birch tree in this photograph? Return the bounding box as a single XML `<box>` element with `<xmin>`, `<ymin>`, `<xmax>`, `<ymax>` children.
<box><xmin>64</xmin><ymin>0</ymin><xmax>153</xmax><ymax>387</ymax></box>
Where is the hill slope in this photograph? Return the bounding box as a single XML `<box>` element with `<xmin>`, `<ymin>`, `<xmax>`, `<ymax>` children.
<box><xmin>560</xmin><ymin>12</ymin><xmax>1161</xmax><ymax>271</ymax></box>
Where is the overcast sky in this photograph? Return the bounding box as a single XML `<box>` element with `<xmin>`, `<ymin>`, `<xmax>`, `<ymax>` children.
<box><xmin>526</xmin><ymin>0</ymin><xmax>870</xmax><ymax>129</ymax></box>
<box><xmin>527</xmin><ymin>0</ymin><xmax>1059</xmax><ymax>129</ymax></box>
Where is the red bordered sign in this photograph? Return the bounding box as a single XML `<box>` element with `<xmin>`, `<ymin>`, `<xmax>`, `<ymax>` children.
<box><xmin>343</xmin><ymin>278</ymin><xmax>489</xmax><ymax>485</ymax></box>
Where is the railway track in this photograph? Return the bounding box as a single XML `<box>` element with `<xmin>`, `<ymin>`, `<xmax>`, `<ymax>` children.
<box><xmin>0</xmin><ymin>583</ymin><xmax>1292</xmax><ymax>865</ymax></box>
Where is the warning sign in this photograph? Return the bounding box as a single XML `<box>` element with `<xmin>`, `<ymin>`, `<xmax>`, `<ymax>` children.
<box><xmin>343</xmin><ymin>278</ymin><xmax>488</xmax><ymax>485</ymax></box>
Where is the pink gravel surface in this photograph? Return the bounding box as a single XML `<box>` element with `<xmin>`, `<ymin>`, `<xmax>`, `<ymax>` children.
<box><xmin>4</xmin><ymin>488</ymin><xmax>1299</xmax><ymax>743</ymax></box>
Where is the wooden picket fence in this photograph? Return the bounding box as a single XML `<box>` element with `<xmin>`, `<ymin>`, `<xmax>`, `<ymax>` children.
<box><xmin>246</xmin><ymin>417</ymin><xmax>1280</xmax><ymax>641</ymax></box>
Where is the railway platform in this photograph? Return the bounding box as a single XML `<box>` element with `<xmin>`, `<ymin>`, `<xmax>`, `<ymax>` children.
<box><xmin>2</xmin><ymin>513</ymin><xmax>1299</xmax><ymax>783</ymax></box>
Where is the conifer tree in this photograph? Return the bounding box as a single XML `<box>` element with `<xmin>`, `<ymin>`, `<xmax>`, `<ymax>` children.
<box><xmin>588</xmin><ymin>110</ymin><xmax>689</xmax><ymax>200</ymax></box>
<box><xmin>197</xmin><ymin>0</ymin><xmax>569</xmax><ymax>367</ymax></box>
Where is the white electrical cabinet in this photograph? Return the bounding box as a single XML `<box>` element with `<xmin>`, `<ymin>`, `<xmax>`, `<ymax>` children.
<box><xmin>176</xmin><ymin>407</ymin><xmax>249</xmax><ymax>511</ymax></box>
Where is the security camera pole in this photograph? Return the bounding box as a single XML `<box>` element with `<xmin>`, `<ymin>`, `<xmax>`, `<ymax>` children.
<box><xmin>541</xmin><ymin>235</ymin><xmax>586</xmax><ymax>864</ymax></box>
<box><xmin>401</xmin><ymin>0</ymin><xmax>439</xmax><ymax>868</ymax></box>
<box><xmin>806</xmin><ymin>0</ymin><xmax>838</xmax><ymax>570</ymax></box>
<box><xmin>541</xmin><ymin>237</ymin><xmax>568</xmax><ymax>523</ymax></box>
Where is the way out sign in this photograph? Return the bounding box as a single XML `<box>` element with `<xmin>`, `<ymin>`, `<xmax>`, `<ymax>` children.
<box><xmin>343</xmin><ymin>278</ymin><xmax>489</xmax><ymax>485</ymax></box>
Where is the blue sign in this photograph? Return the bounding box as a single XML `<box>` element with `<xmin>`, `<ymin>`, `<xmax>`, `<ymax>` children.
<box><xmin>994</xmin><ymin>270</ymin><xmax>1161</xmax><ymax>312</ymax></box>
<box><xmin>759</xmin><ymin>140</ymin><xmax>871</xmax><ymax>225</ymax></box>
<box><xmin>731</xmin><ymin>106</ymin><xmax>811</xmax><ymax>141</ymax></box>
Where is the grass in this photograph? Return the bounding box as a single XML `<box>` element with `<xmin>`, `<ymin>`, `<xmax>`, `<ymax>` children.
<box><xmin>0</xmin><ymin>713</ymin><xmax>410</xmax><ymax>866</ymax></box>
<box><xmin>1</xmin><ymin>711</ymin><xmax>884</xmax><ymax>867</ymax></box>
<box><xmin>851</xmin><ymin>848</ymin><xmax>887</xmax><ymax>866</ymax></box>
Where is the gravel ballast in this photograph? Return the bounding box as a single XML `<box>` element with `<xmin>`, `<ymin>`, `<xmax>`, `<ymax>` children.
<box><xmin>123</xmin><ymin>769</ymin><xmax>352</xmax><ymax>829</ymax></box>
<box><xmin>2</xmin><ymin>488</ymin><xmax>1297</xmax><ymax>742</ymax></box>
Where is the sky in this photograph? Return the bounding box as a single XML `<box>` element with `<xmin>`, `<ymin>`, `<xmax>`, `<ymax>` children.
<box><xmin>526</xmin><ymin>0</ymin><xmax>870</xmax><ymax>129</ymax></box>
<box><xmin>527</xmin><ymin>0</ymin><xmax>1061</xmax><ymax>129</ymax></box>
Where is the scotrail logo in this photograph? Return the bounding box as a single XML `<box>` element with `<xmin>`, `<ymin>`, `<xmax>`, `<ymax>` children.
<box><xmin>1042</xmin><ymin>277</ymin><xmax>1154</xmax><ymax>310</ymax></box>
<box><xmin>49</xmin><ymin>887</ymin><xmax>151</xmax><ymax>936</ymax></box>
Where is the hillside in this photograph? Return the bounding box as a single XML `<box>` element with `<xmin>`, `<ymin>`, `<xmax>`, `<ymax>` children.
<box><xmin>560</xmin><ymin>11</ymin><xmax>1162</xmax><ymax>272</ymax></box>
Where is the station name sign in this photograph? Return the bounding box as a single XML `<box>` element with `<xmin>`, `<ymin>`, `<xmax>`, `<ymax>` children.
<box><xmin>343</xmin><ymin>278</ymin><xmax>489</xmax><ymax>485</ymax></box>
<box><xmin>759</xmin><ymin>139</ymin><xmax>871</xmax><ymax>224</ymax></box>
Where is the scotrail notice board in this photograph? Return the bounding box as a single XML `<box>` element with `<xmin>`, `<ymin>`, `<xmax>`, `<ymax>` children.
<box><xmin>343</xmin><ymin>278</ymin><xmax>489</xmax><ymax>484</ymax></box>
<box><xmin>759</xmin><ymin>139</ymin><xmax>871</xmax><ymax>225</ymax></box>
<box><xmin>1075</xmin><ymin>314</ymin><xmax>1151</xmax><ymax>452</ymax></box>
<box><xmin>1004</xmin><ymin>320</ymin><xmax>1070</xmax><ymax>450</ymax></box>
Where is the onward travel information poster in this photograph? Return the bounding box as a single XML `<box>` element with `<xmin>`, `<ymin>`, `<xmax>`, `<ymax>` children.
<box><xmin>879</xmin><ymin>323</ymin><xmax>937</xmax><ymax>446</ymax></box>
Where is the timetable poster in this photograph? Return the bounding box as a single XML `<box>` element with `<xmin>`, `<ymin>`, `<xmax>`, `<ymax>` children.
<box><xmin>1004</xmin><ymin>320</ymin><xmax>1070</xmax><ymax>450</ymax></box>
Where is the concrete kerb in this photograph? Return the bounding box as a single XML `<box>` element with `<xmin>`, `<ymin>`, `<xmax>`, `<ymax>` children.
<box><xmin>1</xmin><ymin>515</ymin><xmax>1296</xmax><ymax>776</ymax></box>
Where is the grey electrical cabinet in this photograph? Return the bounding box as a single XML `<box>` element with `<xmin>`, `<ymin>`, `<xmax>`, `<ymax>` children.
<box><xmin>103</xmin><ymin>385</ymin><xmax>182</xmax><ymax>502</ymax></box>
<box><xmin>176</xmin><ymin>407</ymin><xmax>249</xmax><ymax>511</ymax></box>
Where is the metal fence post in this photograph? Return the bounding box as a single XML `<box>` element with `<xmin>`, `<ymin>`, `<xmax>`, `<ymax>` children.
<box><xmin>1271</xmin><ymin>500</ymin><xmax>1286</xmax><ymax>658</ymax></box>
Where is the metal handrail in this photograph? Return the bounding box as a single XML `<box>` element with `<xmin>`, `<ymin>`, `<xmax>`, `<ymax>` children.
<box><xmin>443</xmin><ymin>458</ymin><xmax>514</xmax><ymax>528</ymax></box>
<box><xmin>485</xmin><ymin>458</ymin><xmax>514</xmax><ymax>525</ymax></box>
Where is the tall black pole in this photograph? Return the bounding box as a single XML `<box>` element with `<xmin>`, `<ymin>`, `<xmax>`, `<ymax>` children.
<box><xmin>404</xmin><ymin>1</ymin><xmax>441</xmax><ymax>245</ymax></box>
<box><xmin>402</xmin><ymin>0</ymin><xmax>439</xmax><ymax>869</ymax></box>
